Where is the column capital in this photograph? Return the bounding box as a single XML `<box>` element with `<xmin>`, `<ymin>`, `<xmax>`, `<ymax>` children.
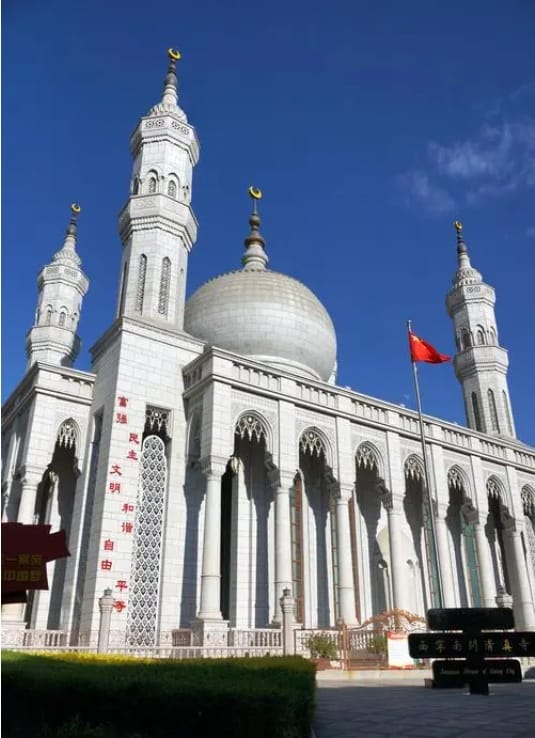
<box><xmin>200</xmin><ymin>456</ymin><xmax>228</xmax><ymax>479</ymax></box>
<box><xmin>17</xmin><ymin>466</ymin><xmax>43</xmax><ymax>487</ymax></box>
<box><xmin>337</xmin><ymin>486</ymin><xmax>353</xmax><ymax>503</ymax></box>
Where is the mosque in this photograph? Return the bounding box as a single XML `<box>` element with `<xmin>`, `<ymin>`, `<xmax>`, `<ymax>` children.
<box><xmin>2</xmin><ymin>51</ymin><xmax>534</xmax><ymax>647</ymax></box>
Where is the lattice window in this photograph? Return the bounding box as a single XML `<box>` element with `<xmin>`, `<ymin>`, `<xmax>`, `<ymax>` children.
<box><xmin>471</xmin><ymin>392</ymin><xmax>482</xmax><ymax>432</ymax></box>
<box><xmin>404</xmin><ymin>456</ymin><xmax>424</xmax><ymax>481</ymax></box>
<box><xmin>126</xmin><ymin>435</ymin><xmax>167</xmax><ymax>646</ymax></box>
<box><xmin>488</xmin><ymin>389</ymin><xmax>500</xmax><ymax>433</ymax></box>
<box><xmin>136</xmin><ymin>254</ymin><xmax>147</xmax><ymax>314</ymax></box>
<box><xmin>299</xmin><ymin>429</ymin><xmax>326</xmax><ymax>457</ymax></box>
<box><xmin>356</xmin><ymin>443</ymin><xmax>379</xmax><ymax>471</ymax></box>
<box><xmin>486</xmin><ymin>477</ymin><xmax>502</xmax><ymax>500</ymax></box>
<box><xmin>167</xmin><ymin>180</ymin><xmax>177</xmax><ymax>199</ymax></box>
<box><xmin>148</xmin><ymin>177</ymin><xmax>157</xmax><ymax>194</ymax></box>
<box><xmin>144</xmin><ymin>407</ymin><xmax>170</xmax><ymax>439</ymax></box>
<box><xmin>235</xmin><ymin>415</ymin><xmax>267</xmax><ymax>443</ymax></box>
<box><xmin>290</xmin><ymin>474</ymin><xmax>304</xmax><ymax>623</ymax></box>
<box><xmin>447</xmin><ymin>468</ymin><xmax>464</xmax><ymax>491</ymax></box>
<box><xmin>56</xmin><ymin>420</ymin><xmax>77</xmax><ymax>450</ymax></box>
<box><xmin>158</xmin><ymin>257</ymin><xmax>171</xmax><ymax>316</ymax></box>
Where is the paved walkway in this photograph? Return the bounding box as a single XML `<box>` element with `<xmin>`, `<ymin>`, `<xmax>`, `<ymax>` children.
<box><xmin>314</xmin><ymin>676</ymin><xmax>535</xmax><ymax>738</ymax></box>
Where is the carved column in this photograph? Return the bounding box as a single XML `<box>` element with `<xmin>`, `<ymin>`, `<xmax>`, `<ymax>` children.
<box><xmin>501</xmin><ymin>512</ymin><xmax>535</xmax><ymax>629</ymax></box>
<box><xmin>334</xmin><ymin>486</ymin><xmax>357</xmax><ymax>625</ymax></box>
<box><xmin>197</xmin><ymin>457</ymin><xmax>226</xmax><ymax>621</ymax></box>
<box><xmin>465</xmin><ymin>503</ymin><xmax>496</xmax><ymax>607</ymax></box>
<box><xmin>17</xmin><ymin>468</ymin><xmax>42</xmax><ymax>524</ymax></box>
<box><xmin>377</xmin><ymin>480</ymin><xmax>411</xmax><ymax>612</ymax></box>
<box><xmin>435</xmin><ymin>504</ymin><xmax>457</xmax><ymax>607</ymax></box>
<box><xmin>270</xmin><ymin>465</ymin><xmax>293</xmax><ymax>625</ymax></box>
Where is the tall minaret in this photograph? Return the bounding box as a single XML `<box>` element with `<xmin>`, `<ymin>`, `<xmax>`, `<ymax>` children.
<box><xmin>26</xmin><ymin>204</ymin><xmax>89</xmax><ymax>368</ymax></box>
<box><xmin>116</xmin><ymin>48</ymin><xmax>200</xmax><ymax>329</ymax></box>
<box><xmin>446</xmin><ymin>221</ymin><xmax>516</xmax><ymax>438</ymax></box>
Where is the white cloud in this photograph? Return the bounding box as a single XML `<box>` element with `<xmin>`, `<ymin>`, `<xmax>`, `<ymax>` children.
<box><xmin>398</xmin><ymin>170</ymin><xmax>456</xmax><ymax>214</ymax></box>
<box><xmin>428</xmin><ymin>120</ymin><xmax>535</xmax><ymax>200</ymax></box>
<box><xmin>526</xmin><ymin>226</ymin><xmax>535</xmax><ymax>238</ymax></box>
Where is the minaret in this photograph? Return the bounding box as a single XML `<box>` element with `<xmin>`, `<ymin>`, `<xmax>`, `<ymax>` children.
<box><xmin>26</xmin><ymin>204</ymin><xmax>89</xmax><ymax>368</ymax></box>
<box><xmin>446</xmin><ymin>221</ymin><xmax>516</xmax><ymax>438</ymax></box>
<box><xmin>116</xmin><ymin>48</ymin><xmax>200</xmax><ymax>329</ymax></box>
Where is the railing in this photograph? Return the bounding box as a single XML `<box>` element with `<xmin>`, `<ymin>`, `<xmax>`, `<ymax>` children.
<box><xmin>228</xmin><ymin>628</ymin><xmax>282</xmax><ymax>648</ymax></box>
<box><xmin>1</xmin><ymin>628</ymin><xmax>68</xmax><ymax>649</ymax></box>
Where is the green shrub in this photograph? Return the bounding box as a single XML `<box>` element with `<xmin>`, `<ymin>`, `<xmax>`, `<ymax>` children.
<box><xmin>367</xmin><ymin>634</ymin><xmax>387</xmax><ymax>656</ymax></box>
<box><xmin>2</xmin><ymin>652</ymin><xmax>315</xmax><ymax>738</ymax></box>
<box><xmin>305</xmin><ymin>634</ymin><xmax>338</xmax><ymax>659</ymax></box>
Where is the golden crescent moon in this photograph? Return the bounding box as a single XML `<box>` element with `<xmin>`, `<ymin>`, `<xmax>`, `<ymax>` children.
<box><xmin>454</xmin><ymin>220</ymin><xmax>463</xmax><ymax>232</ymax></box>
<box><xmin>168</xmin><ymin>48</ymin><xmax>181</xmax><ymax>61</ymax></box>
<box><xmin>248</xmin><ymin>186</ymin><xmax>262</xmax><ymax>200</ymax></box>
<box><xmin>71</xmin><ymin>203</ymin><xmax>81</xmax><ymax>214</ymax></box>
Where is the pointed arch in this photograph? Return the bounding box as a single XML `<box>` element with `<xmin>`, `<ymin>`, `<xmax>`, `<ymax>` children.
<box><xmin>234</xmin><ymin>411</ymin><xmax>272</xmax><ymax>452</ymax></box>
<box><xmin>486</xmin><ymin>475</ymin><xmax>506</xmax><ymax>503</ymax></box>
<box><xmin>404</xmin><ymin>454</ymin><xmax>425</xmax><ymax>482</ymax></box>
<box><xmin>167</xmin><ymin>174</ymin><xmax>179</xmax><ymax>199</ymax></box>
<box><xmin>476</xmin><ymin>326</ymin><xmax>486</xmax><ymax>345</ymax></box>
<box><xmin>299</xmin><ymin>427</ymin><xmax>332</xmax><ymax>466</ymax></box>
<box><xmin>146</xmin><ymin>170</ymin><xmax>158</xmax><ymax>194</ymax></box>
<box><xmin>56</xmin><ymin>418</ymin><xmax>79</xmax><ymax>452</ymax></box>
<box><xmin>355</xmin><ymin>441</ymin><xmax>383</xmax><ymax>478</ymax></box>
<box><xmin>58</xmin><ymin>307</ymin><xmax>68</xmax><ymax>327</ymax></box>
<box><xmin>460</xmin><ymin>328</ymin><xmax>472</xmax><ymax>349</ymax></box>
<box><xmin>45</xmin><ymin>305</ymin><xmax>53</xmax><ymax>325</ymax></box>
<box><xmin>447</xmin><ymin>465</ymin><xmax>471</xmax><ymax>497</ymax></box>
<box><xmin>489</xmin><ymin>327</ymin><xmax>497</xmax><ymax>345</ymax></box>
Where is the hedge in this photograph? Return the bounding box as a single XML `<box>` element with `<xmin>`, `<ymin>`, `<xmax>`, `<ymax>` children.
<box><xmin>2</xmin><ymin>652</ymin><xmax>316</xmax><ymax>738</ymax></box>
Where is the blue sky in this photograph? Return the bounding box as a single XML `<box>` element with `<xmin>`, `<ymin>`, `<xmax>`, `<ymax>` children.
<box><xmin>3</xmin><ymin>0</ymin><xmax>535</xmax><ymax>444</ymax></box>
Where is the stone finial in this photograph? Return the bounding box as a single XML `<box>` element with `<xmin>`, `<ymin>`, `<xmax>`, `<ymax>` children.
<box><xmin>52</xmin><ymin>203</ymin><xmax>82</xmax><ymax>267</ymax></box>
<box><xmin>242</xmin><ymin>186</ymin><xmax>268</xmax><ymax>271</ymax></box>
<box><xmin>148</xmin><ymin>48</ymin><xmax>187</xmax><ymax>121</ymax></box>
<box><xmin>450</xmin><ymin>219</ymin><xmax>482</xmax><ymax>288</ymax></box>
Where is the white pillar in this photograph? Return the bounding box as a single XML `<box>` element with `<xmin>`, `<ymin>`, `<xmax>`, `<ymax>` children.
<box><xmin>280</xmin><ymin>588</ymin><xmax>296</xmax><ymax>655</ymax></box>
<box><xmin>335</xmin><ymin>492</ymin><xmax>357</xmax><ymax>625</ymax></box>
<box><xmin>97</xmin><ymin>589</ymin><xmax>115</xmax><ymax>654</ymax></box>
<box><xmin>435</xmin><ymin>506</ymin><xmax>457</xmax><ymax>607</ymax></box>
<box><xmin>503</xmin><ymin>521</ymin><xmax>535</xmax><ymax>629</ymax></box>
<box><xmin>473</xmin><ymin>520</ymin><xmax>496</xmax><ymax>607</ymax></box>
<box><xmin>197</xmin><ymin>460</ymin><xmax>225</xmax><ymax>620</ymax></box>
<box><xmin>272</xmin><ymin>473</ymin><xmax>293</xmax><ymax>624</ymax></box>
<box><xmin>17</xmin><ymin>469</ymin><xmax>42</xmax><ymax>524</ymax></box>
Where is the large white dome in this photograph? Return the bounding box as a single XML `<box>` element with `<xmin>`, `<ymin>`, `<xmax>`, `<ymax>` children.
<box><xmin>184</xmin><ymin>208</ymin><xmax>337</xmax><ymax>382</ymax></box>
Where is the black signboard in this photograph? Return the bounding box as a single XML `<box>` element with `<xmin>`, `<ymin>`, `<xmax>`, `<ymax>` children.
<box><xmin>433</xmin><ymin>659</ymin><xmax>522</xmax><ymax>684</ymax></box>
<box><xmin>427</xmin><ymin>607</ymin><xmax>514</xmax><ymax>631</ymax></box>
<box><xmin>408</xmin><ymin>631</ymin><xmax>534</xmax><ymax>659</ymax></box>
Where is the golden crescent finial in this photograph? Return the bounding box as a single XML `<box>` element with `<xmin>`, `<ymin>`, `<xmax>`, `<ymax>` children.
<box><xmin>454</xmin><ymin>220</ymin><xmax>463</xmax><ymax>233</ymax></box>
<box><xmin>168</xmin><ymin>48</ymin><xmax>181</xmax><ymax>61</ymax></box>
<box><xmin>248</xmin><ymin>186</ymin><xmax>262</xmax><ymax>200</ymax></box>
<box><xmin>71</xmin><ymin>203</ymin><xmax>81</xmax><ymax>214</ymax></box>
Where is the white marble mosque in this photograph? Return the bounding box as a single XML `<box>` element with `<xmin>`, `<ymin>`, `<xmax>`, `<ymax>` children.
<box><xmin>2</xmin><ymin>52</ymin><xmax>535</xmax><ymax>647</ymax></box>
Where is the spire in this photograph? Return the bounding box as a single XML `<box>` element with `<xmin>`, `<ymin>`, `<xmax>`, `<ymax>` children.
<box><xmin>242</xmin><ymin>187</ymin><xmax>268</xmax><ymax>271</ymax></box>
<box><xmin>52</xmin><ymin>203</ymin><xmax>82</xmax><ymax>267</ymax></box>
<box><xmin>148</xmin><ymin>48</ymin><xmax>187</xmax><ymax>122</ymax></box>
<box><xmin>451</xmin><ymin>220</ymin><xmax>481</xmax><ymax>288</ymax></box>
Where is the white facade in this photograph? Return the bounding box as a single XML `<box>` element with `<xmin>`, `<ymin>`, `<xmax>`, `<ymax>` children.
<box><xmin>3</xmin><ymin>54</ymin><xmax>535</xmax><ymax>645</ymax></box>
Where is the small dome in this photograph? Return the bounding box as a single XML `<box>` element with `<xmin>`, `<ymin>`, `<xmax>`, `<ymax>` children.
<box><xmin>185</xmin><ymin>269</ymin><xmax>337</xmax><ymax>381</ymax></box>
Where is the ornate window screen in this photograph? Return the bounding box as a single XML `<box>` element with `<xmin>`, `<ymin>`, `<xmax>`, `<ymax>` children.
<box><xmin>299</xmin><ymin>429</ymin><xmax>326</xmax><ymax>457</ymax></box>
<box><xmin>235</xmin><ymin>414</ymin><xmax>267</xmax><ymax>443</ymax></box>
<box><xmin>56</xmin><ymin>420</ymin><xmax>77</xmax><ymax>450</ymax></box>
<box><xmin>158</xmin><ymin>257</ymin><xmax>171</xmax><ymax>316</ymax></box>
<box><xmin>447</xmin><ymin>468</ymin><xmax>464</xmax><ymax>491</ymax></box>
<box><xmin>136</xmin><ymin>254</ymin><xmax>147</xmax><ymax>314</ymax></box>
<box><xmin>404</xmin><ymin>456</ymin><xmax>424</xmax><ymax>482</ymax></box>
<box><xmin>356</xmin><ymin>443</ymin><xmax>379</xmax><ymax>471</ymax></box>
<box><xmin>126</xmin><ymin>435</ymin><xmax>167</xmax><ymax>646</ymax></box>
<box><xmin>486</xmin><ymin>477</ymin><xmax>502</xmax><ymax>500</ymax></box>
<box><xmin>144</xmin><ymin>407</ymin><xmax>170</xmax><ymax>439</ymax></box>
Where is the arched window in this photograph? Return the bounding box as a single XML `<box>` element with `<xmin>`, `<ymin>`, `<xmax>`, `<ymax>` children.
<box><xmin>35</xmin><ymin>308</ymin><xmax>40</xmax><ymax>325</ymax></box>
<box><xmin>133</xmin><ymin>177</ymin><xmax>140</xmax><ymax>195</ymax></box>
<box><xmin>503</xmin><ymin>391</ymin><xmax>513</xmax><ymax>435</ymax></box>
<box><xmin>476</xmin><ymin>327</ymin><xmax>485</xmax><ymax>345</ymax></box>
<box><xmin>158</xmin><ymin>257</ymin><xmax>171</xmax><ymax>316</ymax></box>
<box><xmin>118</xmin><ymin>261</ymin><xmax>128</xmax><ymax>315</ymax></box>
<box><xmin>59</xmin><ymin>311</ymin><xmax>66</xmax><ymax>327</ymax></box>
<box><xmin>45</xmin><ymin>306</ymin><xmax>53</xmax><ymax>325</ymax></box>
<box><xmin>471</xmin><ymin>393</ymin><xmax>482</xmax><ymax>432</ymax></box>
<box><xmin>148</xmin><ymin>177</ymin><xmax>157</xmax><ymax>194</ymax></box>
<box><xmin>167</xmin><ymin>180</ymin><xmax>177</xmax><ymax>199</ymax></box>
<box><xmin>126</xmin><ymin>435</ymin><xmax>167</xmax><ymax>646</ymax></box>
<box><xmin>489</xmin><ymin>327</ymin><xmax>497</xmax><ymax>345</ymax></box>
<box><xmin>136</xmin><ymin>254</ymin><xmax>147</xmax><ymax>314</ymax></box>
<box><xmin>488</xmin><ymin>389</ymin><xmax>500</xmax><ymax>433</ymax></box>
<box><xmin>460</xmin><ymin>328</ymin><xmax>472</xmax><ymax>349</ymax></box>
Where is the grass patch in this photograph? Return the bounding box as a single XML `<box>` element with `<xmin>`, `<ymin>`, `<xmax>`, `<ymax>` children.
<box><xmin>2</xmin><ymin>651</ymin><xmax>316</xmax><ymax>738</ymax></box>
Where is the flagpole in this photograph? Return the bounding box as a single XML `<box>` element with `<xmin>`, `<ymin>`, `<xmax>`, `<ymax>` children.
<box><xmin>407</xmin><ymin>320</ymin><xmax>444</xmax><ymax>609</ymax></box>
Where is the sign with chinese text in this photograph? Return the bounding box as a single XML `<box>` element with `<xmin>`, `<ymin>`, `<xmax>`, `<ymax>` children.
<box><xmin>1</xmin><ymin>523</ymin><xmax>70</xmax><ymax>599</ymax></box>
<box><xmin>408</xmin><ymin>631</ymin><xmax>534</xmax><ymax>659</ymax></box>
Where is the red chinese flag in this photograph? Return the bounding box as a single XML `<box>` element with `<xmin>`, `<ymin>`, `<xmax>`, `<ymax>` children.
<box><xmin>409</xmin><ymin>331</ymin><xmax>450</xmax><ymax>364</ymax></box>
